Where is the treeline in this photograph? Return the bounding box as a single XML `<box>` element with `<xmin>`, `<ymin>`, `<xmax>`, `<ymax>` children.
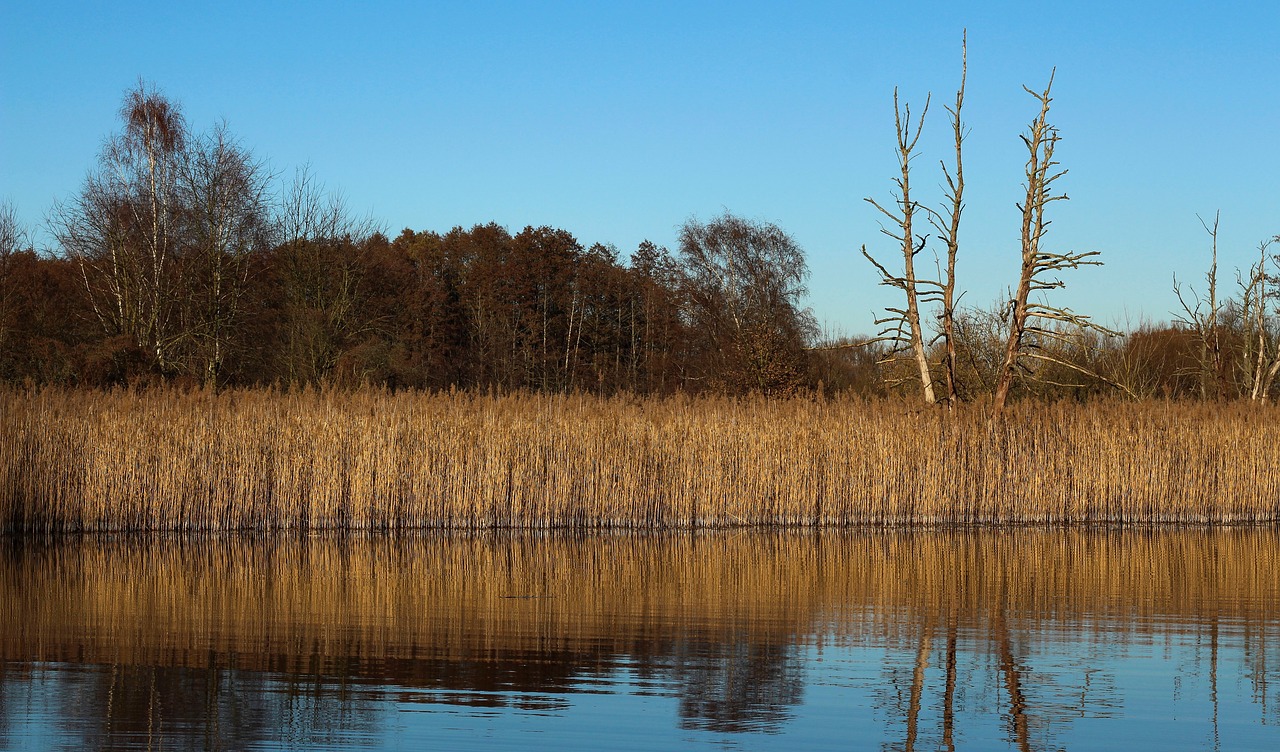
<box><xmin>1</xmin><ymin>82</ymin><xmax>1278</xmax><ymax>401</ymax></box>
<box><xmin>0</xmin><ymin>84</ymin><xmax>820</xmax><ymax>395</ymax></box>
<box><xmin>0</xmin><ymin>209</ymin><xmax>817</xmax><ymax>394</ymax></box>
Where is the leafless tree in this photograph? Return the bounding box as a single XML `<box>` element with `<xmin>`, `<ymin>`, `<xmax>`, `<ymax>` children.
<box><xmin>51</xmin><ymin>81</ymin><xmax>188</xmax><ymax>370</ymax></box>
<box><xmin>929</xmin><ymin>33</ymin><xmax>968</xmax><ymax>409</ymax></box>
<box><xmin>1098</xmin><ymin>324</ymin><xmax>1173</xmax><ymax>399</ymax></box>
<box><xmin>862</xmin><ymin>89</ymin><xmax>937</xmax><ymax>403</ymax></box>
<box><xmin>0</xmin><ymin>200</ymin><xmax>29</xmax><ymax>357</ymax></box>
<box><xmin>1173</xmin><ymin>212</ymin><xmax>1226</xmax><ymax>399</ymax></box>
<box><xmin>953</xmin><ymin>301</ymin><xmax>1007</xmax><ymax>394</ymax></box>
<box><xmin>274</xmin><ymin>166</ymin><xmax>381</xmax><ymax>383</ymax></box>
<box><xmin>175</xmin><ymin>122</ymin><xmax>275</xmax><ymax>386</ymax></box>
<box><xmin>990</xmin><ymin>72</ymin><xmax>1114</xmax><ymax>416</ymax></box>
<box><xmin>0</xmin><ymin>202</ymin><xmax>24</xmax><ymax>257</ymax></box>
<box><xmin>1235</xmin><ymin>236</ymin><xmax>1280</xmax><ymax>400</ymax></box>
<box><xmin>277</xmin><ymin>165</ymin><xmax>378</xmax><ymax>250</ymax></box>
<box><xmin>861</xmin><ymin>34</ymin><xmax>968</xmax><ymax>408</ymax></box>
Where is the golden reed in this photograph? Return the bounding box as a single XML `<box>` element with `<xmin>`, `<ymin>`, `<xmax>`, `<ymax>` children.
<box><xmin>2</xmin><ymin>387</ymin><xmax>1279</xmax><ymax>532</ymax></box>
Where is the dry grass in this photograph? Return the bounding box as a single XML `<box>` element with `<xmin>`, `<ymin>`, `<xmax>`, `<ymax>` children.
<box><xmin>2</xmin><ymin>387</ymin><xmax>1280</xmax><ymax>532</ymax></box>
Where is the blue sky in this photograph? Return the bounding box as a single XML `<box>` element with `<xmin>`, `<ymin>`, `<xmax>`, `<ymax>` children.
<box><xmin>2</xmin><ymin>1</ymin><xmax>1277</xmax><ymax>337</ymax></box>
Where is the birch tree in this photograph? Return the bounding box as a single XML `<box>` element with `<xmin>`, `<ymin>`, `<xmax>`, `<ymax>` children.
<box><xmin>175</xmin><ymin>122</ymin><xmax>275</xmax><ymax>386</ymax></box>
<box><xmin>51</xmin><ymin>82</ymin><xmax>188</xmax><ymax>371</ymax></box>
<box><xmin>679</xmin><ymin>212</ymin><xmax>816</xmax><ymax>394</ymax></box>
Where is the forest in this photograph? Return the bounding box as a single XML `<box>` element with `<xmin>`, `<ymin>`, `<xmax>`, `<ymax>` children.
<box><xmin>1</xmin><ymin>81</ymin><xmax>1278</xmax><ymax>406</ymax></box>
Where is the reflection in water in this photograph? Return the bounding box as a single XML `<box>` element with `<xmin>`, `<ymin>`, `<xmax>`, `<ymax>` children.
<box><xmin>0</xmin><ymin>529</ymin><xmax>1277</xmax><ymax>750</ymax></box>
<box><xmin>668</xmin><ymin>640</ymin><xmax>803</xmax><ymax>733</ymax></box>
<box><xmin>8</xmin><ymin>663</ymin><xmax>379</xmax><ymax>751</ymax></box>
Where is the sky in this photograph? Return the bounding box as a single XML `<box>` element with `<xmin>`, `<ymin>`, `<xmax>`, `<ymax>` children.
<box><xmin>2</xmin><ymin>1</ymin><xmax>1278</xmax><ymax>338</ymax></box>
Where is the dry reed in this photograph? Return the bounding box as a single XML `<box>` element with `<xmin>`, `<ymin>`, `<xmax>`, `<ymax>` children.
<box><xmin>2</xmin><ymin>387</ymin><xmax>1279</xmax><ymax>532</ymax></box>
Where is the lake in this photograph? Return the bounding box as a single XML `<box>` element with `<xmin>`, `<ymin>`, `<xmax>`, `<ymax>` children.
<box><xmin>0</xmin><ymin>529</ymin><xmax>1277</xmax><ymax>750</ymax></box>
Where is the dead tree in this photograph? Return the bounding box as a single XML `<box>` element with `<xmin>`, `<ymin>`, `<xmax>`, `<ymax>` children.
<box><xmin>862</xmin><ymin>90</ymin><xmax>937</xmax><ymax>403</ymax></box>
<box><xmin>990</xmin><ymin>72</ymin><xmax>1113</xmax><ymax>416</ymax></box>
<box><xmin>1173</xmin><ymin>212</ymin><xmax>1226</xmax><ymax>399</ymax></box>
<box><xmin>1239</xmin><ymin>236</ymin><xmax>1280</xmax><ymax>400</ymax></box>
<box><xmin>862</xmin><ymin>35</ymin><xmax>969</xmax><ymax>408</ymax></box>
<box><xmin>928</xmin><ymin>32</ymin><xmax>968</xmax><ymax>409</ymax></box>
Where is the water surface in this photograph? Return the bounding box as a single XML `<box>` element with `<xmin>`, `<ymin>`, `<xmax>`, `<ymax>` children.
<box><xmin>1</xmin><ymin>529</ymin><xmax>1278</xmax><ymax>750</ymax></box>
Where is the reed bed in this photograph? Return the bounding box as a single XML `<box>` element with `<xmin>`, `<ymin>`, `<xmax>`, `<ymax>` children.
<box><xmin>2</xmin><ymin>387</ymin><xmax>1279</xmax><ymax>531</ymax></box>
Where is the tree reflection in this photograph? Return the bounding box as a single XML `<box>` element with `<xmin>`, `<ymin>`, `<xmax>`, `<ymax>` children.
<box><xmin>902</xmin><ymin>632</ymin><xmax>931</xmax><ymax>751</ymax></box>
<box><xmin>0</xmin><ymin>530</ymin><xmax>1276</xmax><ymax>748</ymax></box>
<box><xmin>994</xmin><ymin>613</ymin><xmax>1033</xmax><ymax>752</ymax></box>
<box><xmin>667</xmin><ymin>638</ymin><xmax>803</xmax><ymax>733</ymax></box>
<box><xmin>878</xmin><ymin>601</ymin><xmax>1133</xmax><ymax>750</ymax></box>
<box><xmin>0</xmin><ymin>662</ymin><xmax>11</xmax><ymax>750</ymax></box>
<box><xmin>30</xmin><ymin>662</ymin><xmax>379</xmax><ymax>751</ymax></box>
<box><xmin>942</xmin><ymin>622</ymin><xmax>958</xmax><ymax>752</ymax></box>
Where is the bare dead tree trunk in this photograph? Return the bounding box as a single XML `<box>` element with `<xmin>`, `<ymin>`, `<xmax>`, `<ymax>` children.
<box><xmin>863</xmin><ymin>90</ymin><xmax>937</xmax><ymax>403</ymax></box>
<box><xmin>1262</xmin><ymin>235</ymin><xmax>1280</xmax><ymax>397</ymax></box>
<box><xmin>1204</xmin><ymin>213</ymin><xmax>1223</xmax><ymax>398</ymax></box>
<box><xmin>991</xmin><ymin>72</ymin><xmax>1110</xmax><ymax>417</ymax></box>
<box><xmin>993</xmin><ymin>74</ymin><xmax>1061</xmax><ymax>414</ymax></box>
<box><xmin>857</xmin><ymin>36</ymin><xmax>970</xmax><ymax>407</ymax></box>
<box><xmin>931</xmin><ymin>32</ymin><xmax>967</xmax><ymax>411</ymax></box>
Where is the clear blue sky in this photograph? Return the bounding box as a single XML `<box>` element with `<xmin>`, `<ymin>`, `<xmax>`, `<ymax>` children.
<box><xmin>3</xmin><ymin>1</ymin><xmax>1277</xmax><ymax>338</ymax></box>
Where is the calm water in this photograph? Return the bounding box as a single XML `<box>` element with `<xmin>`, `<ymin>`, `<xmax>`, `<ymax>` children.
<box><xmin>0</xmin><ymin>529</ymin><xmax>1278</xmax><ymax>750</ymax></box>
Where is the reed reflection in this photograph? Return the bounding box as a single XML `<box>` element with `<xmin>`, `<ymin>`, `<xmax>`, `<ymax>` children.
<box><xmin>0</xmin><ymin>529</ymin><xmax>1276</xmax><ymax>749</ymax></box>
